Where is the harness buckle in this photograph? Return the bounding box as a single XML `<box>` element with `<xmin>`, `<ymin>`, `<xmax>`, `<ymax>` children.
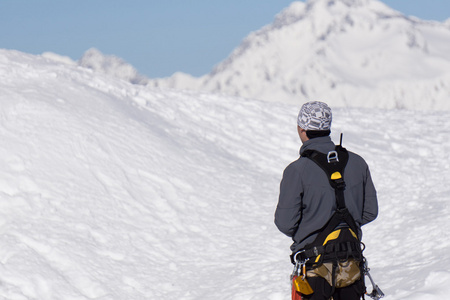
<box><xmin>334</xmin><ymin>178</ymin><xmax>346</xmax><ymax>190</ymax></box>
<box><xmin>327</xmin><ymin>150</ymin><xmax>339</xmax><ymax>163</ymax></box>
<box><xmin>313</xmin><ymin>246</ymin><xmax>319</xmax><ymax>256</ymax></box>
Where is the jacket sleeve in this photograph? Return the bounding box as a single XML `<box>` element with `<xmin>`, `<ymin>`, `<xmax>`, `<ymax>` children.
<box><xmin>362</xmin><ymin>166</ymin><xmax>378</xmax><ymax>225</ymax></box>
<box><xmin>274</xmin><ymin>162</ymin><xmax>303</xmax><ymax>237</ymax></box>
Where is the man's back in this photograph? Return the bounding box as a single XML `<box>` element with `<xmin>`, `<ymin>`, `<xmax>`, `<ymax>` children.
<box><xmin>275</xmin><ymin>136</ymin><xmax>378</xmax><ymax>252</ymax></box>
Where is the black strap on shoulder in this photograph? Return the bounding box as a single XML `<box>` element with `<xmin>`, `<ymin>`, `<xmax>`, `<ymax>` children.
<box><xmin>301</xmin><ymin>145</ymin><xmax>360</xmax><ymax>253</ymax></box>
<box><xmin>302</xmin><ymin>145</ymin><xmax>349</xmax><ymax>209</ymax></box>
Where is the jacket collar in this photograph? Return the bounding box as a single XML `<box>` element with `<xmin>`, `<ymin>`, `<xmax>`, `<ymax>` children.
<box><xmin>299</xmin><ymin>136</ymin><xmax>335</xmax><ymax>156</ymax></box>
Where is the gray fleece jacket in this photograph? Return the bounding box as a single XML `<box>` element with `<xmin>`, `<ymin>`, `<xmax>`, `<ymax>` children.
<box><xmin>275</xmin><ymin>136</ymin><xmax>378</xmax><ymax>253</ymax></box>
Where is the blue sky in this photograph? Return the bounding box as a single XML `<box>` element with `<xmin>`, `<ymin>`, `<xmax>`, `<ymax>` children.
<box><xmin>1</xmin><ymin>0</ymin><xmax>449</xmax><ymax>78</ymax></box>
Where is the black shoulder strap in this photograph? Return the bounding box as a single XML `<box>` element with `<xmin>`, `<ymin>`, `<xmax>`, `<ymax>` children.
<box><xmin>302</xmin><ymin>145</ymin><xmax>349</xmax><ymax>208</ymax></box>
<box><xmin>302</xmin><ymin>146</ymin><xmax>360</xmax><ymax>239</ymax></box>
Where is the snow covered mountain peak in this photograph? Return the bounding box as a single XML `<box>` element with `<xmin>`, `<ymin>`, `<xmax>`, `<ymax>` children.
<box><xmin>271</xmin><ymin>0</ymin><xmax>400</xmax><ymax>42</ymax></box>
<box><xmin>148</xmin><ymin>0</ymin><xmax>450</xmax><ymax>110</ymax></box>
<box><xmin>220</xmin><ymin>0</ymin><xmax>402</xmax><ymax>65</ymax></box>
<box><xmin>58</xmin><ymin>0</ymin><xmax>449</xmax><ymax>111</ymax></box>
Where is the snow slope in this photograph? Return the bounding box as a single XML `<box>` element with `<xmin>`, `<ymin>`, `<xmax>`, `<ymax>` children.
<box><xmin>147</xmin><ymin>0</ymin><xmax>450</xmax><ymax>110</ymax></box>
<box><xmin>1</xmin><ymin>48</ymin><xmax>450</xmax><ymax>299</ymax></box>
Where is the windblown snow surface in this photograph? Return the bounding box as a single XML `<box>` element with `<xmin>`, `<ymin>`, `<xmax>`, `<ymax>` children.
<box><xmin>1</xmin><ymin>49</ymin><xmax>449</xmax><ymax>300</ymax></box>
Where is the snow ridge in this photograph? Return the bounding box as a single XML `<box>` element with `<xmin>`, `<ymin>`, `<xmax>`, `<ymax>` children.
<box><xmin>2</xmin><ymin>47</ymin><xmax>450</xmax><ymax>300</ymax></box>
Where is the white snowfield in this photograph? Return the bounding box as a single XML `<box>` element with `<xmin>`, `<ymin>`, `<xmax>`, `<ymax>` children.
<box><xmin>1</xmin><ymin>49</ymin><xmax>450</xmax><ymax>300</ymax></box>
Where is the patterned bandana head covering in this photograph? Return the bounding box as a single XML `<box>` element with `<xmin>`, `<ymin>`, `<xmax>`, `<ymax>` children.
<box><xmin>297</xmin><ymin>101</ymin><xmax>332</xmax><ymax>130</ymax></box>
